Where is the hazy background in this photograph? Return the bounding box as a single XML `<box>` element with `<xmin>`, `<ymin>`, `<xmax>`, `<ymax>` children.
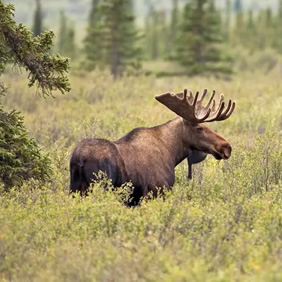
<box><xmin>5</xmin><ymin>0</ymin><xmax>279</xmax><ymax>32</ymax></box>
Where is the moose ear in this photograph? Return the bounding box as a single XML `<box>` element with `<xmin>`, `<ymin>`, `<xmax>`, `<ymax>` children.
<box><xmin>187</xmin><ymin>149</ymin><xmax>207</xmax><ymax>180</ymax></box>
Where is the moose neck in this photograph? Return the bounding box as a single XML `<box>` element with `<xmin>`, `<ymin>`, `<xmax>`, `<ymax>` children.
<box><xmin>157</xmin><ymin>117</ymin><xmax>190</xmax><ymax>166</ymax></box>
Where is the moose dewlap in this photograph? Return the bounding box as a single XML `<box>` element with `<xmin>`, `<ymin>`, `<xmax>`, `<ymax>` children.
<box><xmin>70</xmin><ymin>89</ymin><xmax>235</xmax><ymax>205</ymax></box>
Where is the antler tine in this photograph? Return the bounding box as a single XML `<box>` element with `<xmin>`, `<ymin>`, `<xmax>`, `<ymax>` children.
<box><xmin>199</xmin><ymin>89</ymin><xmax>208</xmax><ymax>103</ymax></box>
<box><xmin>204</xmin><ymin>94</ymin><xmax>224</xmax><ymax>121</ymax></box>
<box><xmin>192</xmin><ymin>90</ymin><xmax>214</xmax><ymax>122</ymax></box>
<box><xmin>183</xmin><ymin>89</ymin><xmax>188</xmax><ymax>101</ymax></box>
<box><xmin>204</xmin><ymin>94</ymin><xmax>235</xmax><ymax>122</ymax></box>
<box><xmin>186</xmin><ymin>90</ymin><xmax>193</xmax><ymax>104</ymax></box>
<box><xmin>204</xmin><ymin>90</ymin><xmax>216</xmax><ymax>110</ymax></box>
<box><xmin>192</xmin><ymin>91</ymin><xmax>200</xmax><ymax>107</ymax></box>
<box><xmin>211</xmin><ymin>99</ymin><xmax>216</xmax><ymax>112</ymax></box>
<box><xmin>194</xmin><ymin>89</ymin><xmax>212</xmax><ymax>120</ymax></box>
<box><xmin>214</xmin><ymin>102</ymin><xmax>225</xmax><ymax>120</ymax></box>
<box><xmin>221</xmin><ymin>99</ymin><xmax>232</xmax><ymax>117</ymax></box>
<box><xmin>226</xmin><ymin>101</ymin><xmax>236</xmax><ymax>118</ymax></box>
<box><xmin>216</xmin><ymin>100</ymin><xmax>236</xmax><ymax>121</ymax></box>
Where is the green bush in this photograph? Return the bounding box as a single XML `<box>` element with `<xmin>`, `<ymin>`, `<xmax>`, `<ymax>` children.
<box><xmin>0</xmin><ymin>0</ymin><xmax>70</xmax><ymax>190</ymax></box>
<box><xmin>0</xmin><ymin>106</ymin><xmax>51</xmax><ymax>190</ymax></box>
<box><xmin>0</xmin><ymin>67</ymin><xmax>281</xmax><ymax>281</ymax></box>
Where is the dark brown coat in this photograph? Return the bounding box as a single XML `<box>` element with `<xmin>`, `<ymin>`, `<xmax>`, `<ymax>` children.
<box><xmin>70</xmin><ymin>117</ymin><xmax>232</xmax><ymax>205</ymax></box>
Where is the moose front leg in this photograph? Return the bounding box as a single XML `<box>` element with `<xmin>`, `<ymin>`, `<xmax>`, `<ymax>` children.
<box><xmin>187</xmin><ymin>158</ymin><xmax>193</xmax><ymax>180</ymax></box>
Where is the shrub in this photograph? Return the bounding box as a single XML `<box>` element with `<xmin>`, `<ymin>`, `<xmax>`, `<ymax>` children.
<box><xmin>0</xmin><ymin>106</ymin><xmax>51</xmax><ymax>190</ymax></box>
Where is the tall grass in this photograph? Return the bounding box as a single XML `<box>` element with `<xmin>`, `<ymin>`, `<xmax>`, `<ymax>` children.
<box><xmin>0</xmin><ymin>68</ymin><xmax>281</xmax><ymax>281</ymax></box>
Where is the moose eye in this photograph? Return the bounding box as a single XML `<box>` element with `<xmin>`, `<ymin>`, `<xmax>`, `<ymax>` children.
<box><xmin>196</xmin><ymin>127</ymin><xmax>204</xmax><ymax>133</ymax></box>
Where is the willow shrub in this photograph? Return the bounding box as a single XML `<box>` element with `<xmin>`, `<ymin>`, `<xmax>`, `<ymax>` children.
<box><xmin>0</xmin><ymin>128</ymin><xmax>281</xmax><ymax>281</ymax></box>
<box><xmin>0</xmin><ymin>68</ymin><xmax>281</xmax><ymax>281</ymax></box>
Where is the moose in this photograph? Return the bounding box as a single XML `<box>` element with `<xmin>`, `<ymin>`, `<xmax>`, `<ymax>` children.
<box><xmin>70</xmin><ymin>89</ymin><xmax>235</xmax><ymax>205</ymax></box>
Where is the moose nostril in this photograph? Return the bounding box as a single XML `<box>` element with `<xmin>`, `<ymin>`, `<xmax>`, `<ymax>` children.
<box><xmin>223</xmin><ymin>145</ymin><xmax>232</xmax><ymax>159</ymax></box>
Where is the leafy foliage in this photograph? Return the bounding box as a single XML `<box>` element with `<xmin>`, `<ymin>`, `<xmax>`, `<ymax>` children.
<box><xmin>0</xmin><ymin>66</ymin><xmax>281</xmax><ymax>280</ymax></box>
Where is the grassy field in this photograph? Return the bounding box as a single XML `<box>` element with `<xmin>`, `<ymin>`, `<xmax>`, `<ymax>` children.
<box><xmin>0</xmin><ymin>66</ymin><xmax>281</xmax><ymax>281</ymax></box>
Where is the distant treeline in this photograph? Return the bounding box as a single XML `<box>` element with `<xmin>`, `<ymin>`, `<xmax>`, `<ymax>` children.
<box><xmin>32</xmin><ymin>0</ymin><xmax>282</xmax><ymax>77</ymax></box>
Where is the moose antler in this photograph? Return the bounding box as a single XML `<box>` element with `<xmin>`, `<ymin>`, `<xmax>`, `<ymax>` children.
<box><xmin>155</xmin><ymin>89</ymin><xmax>235</xmax><ymax>123</ymax></box>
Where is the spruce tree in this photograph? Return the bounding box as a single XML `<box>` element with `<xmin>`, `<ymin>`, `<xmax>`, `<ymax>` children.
<box><xmin>143</xmin><ymin>3</ymin><xmax>158</xmax><ymax>60</ymax></box>
<box><xmin>58</xmin><ymin>12</ymin><xmax>76</xmax><ymax>59</ymax></box>
<box><xmin>159</xmin><ymin>10</ymin><xmax>169</xmax><ymax>59</ymax></box>
<box><xmin>233</xmin><ymin>0</ymin><xmax>244</xmax><ymax>46</ymax></box>
<box><xmin>58</xmin><ymin>11</ymin><xmax>67</xmax><ymax>54</ymax></box>
<box><xmin>33</xmin><ymin>0</ymin><xmax>43</xmax><ymax>36</ymax></box>
<box><xmin>176</xmin><ymin>0</ymin><xmax>231</xmax><ymax>75</ymax></box>
<box><xmin>234</xmin><ymin>0</ymin><xmax>242</xmax><ymax>12</ymax></box>
<box><xmin>149</xmin><ymin>8</ymin><xmax>160</xmax><ymax>60</ymax></box>
<box><xmin>274</xmin><ymin>0</ymin><xmax>282</xmax><ymax>53</ymax></box>
<box><xmin>83</xmin><ymin>0</ymin><xmax>103</xmax><ymax>70</ymax></box>
<box><xmin>64</xmin><ymin>24</ymin><xmax>76</xmax><ymax>59</ymax></box>
<box><xmin>0</xmin><ymin>0</ymin><xmax>70</xmax><ymax>190</ymax></box>
<box><xmin>151</xmin><ymin>10</ymin><xmax>161</xmax><ymax>60</ymax></box>
<box><xmin>245</xmin><ymin>10</ymin><xmax>256</xmax><ymax>50</ymax></box>
<box><xmin>168</xmin><ymin>0</ymin><xmax>179</xmax><ymax>57</ymax></box>
<box><xmin>97</xmin><ymin>0</ymin><xmax>142</xmax><ymax>77</ymax></box>
<box><xmin>144</xmin><ymin>12</ymin><xmax>152</xmax><ymax>60</ymax></box>
<box><xmin>255</xmin><ymin>8</ymin><xmax>275</xmax><ymax>51</ymax></box>
<box><xmin>224</xmin><ymin>0</ymin><xmax>231</xmax><ymax>42</ymax></box>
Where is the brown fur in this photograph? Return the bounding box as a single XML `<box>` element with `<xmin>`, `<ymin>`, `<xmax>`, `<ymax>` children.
<box><xmin>70</xmin><ymin>117</ymin><xmax>232</xmax><ymax>205</ymax></box>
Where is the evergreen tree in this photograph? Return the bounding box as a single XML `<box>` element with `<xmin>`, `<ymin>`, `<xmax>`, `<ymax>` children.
<box><xmin>58</xmin><ymin>11</ymin><xmax>76</xmax><ymax>59</ymax></box>
<box><xmin>254</xmin><ymin>8</ymin><xmax>274</xmax><ymax>50</ymax></box>
<box><xmin>176</xmin><ymin>0</ymin><xmax>231</xmax><ymax>75</ymax></box>
<box><xmin>265</xmin><ymin>8</ymin><xmax>273</xmax><ymax>28</ymax></box>
<box><xmin>101</xmin><ymin>0</ymin><xmax>142</xmax><ymax>77</ymax></box>
<box><xmin>244</xmin><ymin>10</ymin><xmax>256</xmax><ymax>50</ymax></box>
<box><xmin>143</xmin><ymin>3</ymin><xmax>158</xmax><ymax>60</ymax></box>
<box><xmin>169</xmin><ymin>0</ymin><xmax>179</xmax><ymax>57</ymax></box>
<box><xmin>247</xmin><ymin>10</ymin><xmax>254</xmax><ymax>30</ymax></box>
<box><xmin>274</xmin><ymin>0</ymin><xmax>282</xmax><ymax>53</ymax></box>
<box><xmin>83</xmin><ymin>0</ymin><xmax>103</xmax><ymax>69</ymax></box>
<box><xmin>84</xmin><ymin>0</ymin><xmax>142</xmax><ymax>77</ymax></box>
<box><xmin>234</xmin><ymin>0</ymin><xmax>242</xmax><ymax>12</ymax></box>
<box><xmin>151</xmin><ymin>9</ymin><xmax>159</xmax><ymax>60</ymax></box>
<box><xmin>64</xmin><ymin>24</ymin><xmax>76</xmax><ymax>59</ymax></box>
<box><xmin>159</xmin><ymin>10</ymin><xmax>169</xmax><ymax>58</ymax></box>
<box><xmin>58</xmin><ymin>11</ymin><xmax>67</xmax><ymax>53</ymax></box>
<box><xmin>144</xmin><ymin>12</ymin><xmax>152</xmax><ymax>60</ymax></box>
<box><xmin>33</xmin><ymin>0</ymin><xmax>43</xmax><ymax>36</ymax></box>
<box><xmin>233</xmin><ymin>0</ymin><xmax>244</xmax><ymax>45</ymax></box>
<box><xmin>0</xmin><ymin>0</ymin><xmax>70</xmax><ymax>190</ymax></box>
<box><xmin>144</xmin><ymin>7</ymin><xmax>171</xmax><ymax>61</ymax></box>
<box><xmin>224</xmin><ymin>0</ymin><xmax>231</xmax><ymax>41</ymax></box>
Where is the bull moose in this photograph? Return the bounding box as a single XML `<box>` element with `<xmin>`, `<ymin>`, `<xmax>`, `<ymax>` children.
<box><xmin>70</xmin><ymin>89</ymin><xmax>235</xmax><ymax>205</ymax></box>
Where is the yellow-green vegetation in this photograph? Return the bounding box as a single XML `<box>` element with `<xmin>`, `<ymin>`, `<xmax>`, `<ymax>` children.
<box><xmin>0</xmin><ymin>67</ymin><xmax>281</xmax><ymax>281</ymax></box>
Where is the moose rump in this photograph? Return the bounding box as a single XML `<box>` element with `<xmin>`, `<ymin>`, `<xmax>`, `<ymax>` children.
<box><xmin>69</xmin><ymin>138</ymin><xmax>127</xmax><ymax>195</ymax></box>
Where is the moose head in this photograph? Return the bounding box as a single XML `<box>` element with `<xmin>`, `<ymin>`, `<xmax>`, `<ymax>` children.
<box><xmin>156</xmin><ymin>88</ymin><xmax>235</xmax><ymax>179</ymax></box>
